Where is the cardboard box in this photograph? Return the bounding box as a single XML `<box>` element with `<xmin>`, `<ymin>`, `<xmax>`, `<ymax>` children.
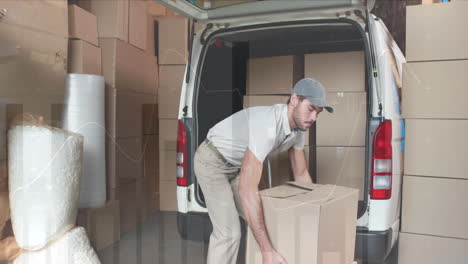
<box><xmin>147</xmin><ymin>1</ymin><xmax>166</xmax><ymax>16</ymax></box>
<box><xmin>316</xmin><ymin>92</ymin><xmax>366</xmax><ymax>147</ymax></box>
<box><xmin>159</xmin><ymin>150</ymin><xmax>176</xmax><ymax>181</ymax></box>
<box><xmin>143</xmin><ymin>135</ymin><xmax>159</xmax><ymax>198</ymax></box>
<box><xmin>405</xmin><ymin>119</ymin><xmax>468</xmax><ymax>180</ymax></box>
<box><xmin>100</xmin><ymin>38</ymin><xmax>158</xmax><ymax>94</ymax></box>
<box><xmin>402</xmin><ymin>61</ymin><xmax>468</xmax><ymax>119</ymax></box>
<box><xmin>158</xmin><ymin>17</ymin><xmax>189</xmax><ymax>65</ymax></box>
<box><xmin>316</xmin><ymin>147</ymin><xmax>365</xmax><ymax>200</ymax></box>
<box><xmin>159</xmin><ymin>119</ymin><xmax>178</xmax><ymax>151</ymax></box>
<box><xmin>0</xmin><ymin>0</ymin><xmax>68</xmax><ymax>37</ymax></box>
<box><xmin>106</xmin><ymin>88</ymin><xmax>158</xmax><ymax>138</ymax></box>
<box><xmin>116</xmin><ymin>178</ymin><xmax>147</xmax><ymax>234</ymax></box>
<box><xmin>0</xmin><ymin>23</ymin><xmax>67</xmax><ymax>99</ymax></box>
<box><xmin>107</xmin><ymin>137</ymin><xmax>143</xmax><ymax>192</ymax></box>
<box><xmin>398</xmin><ymin>232</ymin><xmax>468</xmax><ymax>264</ymax></box>
<box><xmin>246</xmin><ymin>56</ymin><xmax>304</xmax><ymax>95</ymax></box>
<box><xmin>143</xmin><ymin>103</ymin><xmax>159</xmax><ymax>135</ymax></box>
<box><xmin>76</xmin><ymin>0</ymin><xmax>92</xmax><ymax>12</ymax></box>
<box><xmin>304</xmin><ymin>51</ymin><xmax>365</xmax><ymax>92</ymax></box>
<box><xmin>76</xmin><ymin>200</ymin><xmax>120</xmax><ymax>250</ymax></box>
<box><xmin>129</xmin><ymin>0</ymin><xmax>147</xmax><ymax>50</ymax></box>
<box><xmin>0</xmin><ymin>191</ymin><xmax>9</xmax><ymax>232</ymax></box>
<box><xmin>245</xmin><ymin>183</ymin><xmax>358</xmax><ymax>264</ymax></box>
<box><xmin>91</xmin><ymin>0</ymin><xmax>129</xmax><ymax>41</ymax></box>
<box><xmin>401</xmin><ymin>176</ymin><xmax>468</xmax><ymax>239</ymax></box>
<box><xmin>406</xmin><ymin>2</ymin><xmax>468</xmax><ymax>62</ymax></box>
<box><xmin>159</xmin><ymin>65</ymin><xmax>186</xmax><ymax>119</ymax></box>
<box><xmin>68</xmin><ymin>40</ymin><xmax>102</xmax><ymax>75</ymax></box>
<box><xmin>0</xmin><ymin>160</ymin><xmax>7</xmax><ymax>192</ymax></box>
<box><xmin>160</xmin><ymin>180</ymin><xmax>177</xmax><ymax>211</ymax></box>
<box><xmin>68</xmin><ymin>5</ymin><xmax>99</xmax><ymax>46</ymax></box>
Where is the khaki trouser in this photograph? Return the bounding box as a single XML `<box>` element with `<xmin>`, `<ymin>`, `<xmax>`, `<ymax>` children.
<box><xmin>194</xmin><ymin>140</ymin><xmax>244</xmax><ymax>264</ymax></box>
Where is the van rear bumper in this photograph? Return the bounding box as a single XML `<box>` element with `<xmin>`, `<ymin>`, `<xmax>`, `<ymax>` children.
<box><xmin>355</xmin><ymin>227</ymin><xmax>393</xmax><ymax>263</ymax></box>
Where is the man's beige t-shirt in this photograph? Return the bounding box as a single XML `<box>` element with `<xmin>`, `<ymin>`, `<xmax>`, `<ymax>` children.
<box><xmin>206</xmin><ymin>104</ymin><xmax>305</xmax><ymax>167</ymax></box>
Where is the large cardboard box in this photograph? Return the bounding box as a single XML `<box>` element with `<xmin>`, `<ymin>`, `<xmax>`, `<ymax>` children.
<box><xmin>107</xmin><ymin>137</ymin><xmax>143</xmax><ymax>193</ymax></box>
<box><xmin>246</xmin><ymin>56</ymin><xmax>304</xmax><ymax>95</ymax></box>
<box><xmin>401</xmin><ymin>176</ymin><xmax>468</xmax><ymax>239</ymax></box>
<box><xmin>316</xmin><ymin>92</ymin><xmax>366</xmax><ymax>147</ymax></box>
<box><xmin>146</xmin><ymin>16</ymin><xmax>157</xmax><ymax>57</ymax></box>
<box><xmin>100</xmin><ymin>38</ymin><xmax>158</xmax><ymax>95</ymax></box>
<box><xmin>316</xmin><ymin>147</ymin><xmax>365</xmax><ymax>200</ymax></box>
<box><xmin>406</xmin><ymin>2</ymin><xmax>468</xmax><ymax>62</ymax></box>
<box><xmin>402</xmin><ymin>60</ymin><xmax>468</xmax><ymax>119</ymax></box>
<box><xmin>159</xmin><ymin>65</ymin><xmax>186</xmax><ymax>119</ymax></box>
<box><xmin>106</xmin><ymin>88</ymin><xmax>158</xmax><ymax>138</ymax></box>
<box><xmin>76</xmin><ymin>200</ymin><xmax>120</xmax><ymax>250</ymax></box>
<box><xmin>0</xmin><ymin>0</ymin><xmax>68</xmax><ymax>37</ymax></box>
<box><xmin>398</xmin><ymin>232</ymin><xmax>468</xmax><ymax>264</ymax></box>
<box><xmin>304</xmin><ymin>51</ymin><xmax>365</xmax><ymax>93</ymax></box>
<box><xmin>68</xmin><ymin>5</ymin><xmax>99</xmax><ymax>46</ymax></box>
<box><xmin>159</xmin><ymin>150</ymin><xmax>176</xmax><ymax>181</ymax></box>
<box><xmin>160</xmin><ymin>180</ymin><xmax>177</xmax><ymax>211</ymax></box>
<box><xmin>91</xmin><ymin>0</ymin><xmax>129</xmax><ymax>41</ymax></box>
<box><xmin>246</xmin><ymin>183</ymin><xmax>358</xmax><ymax>264</ymax></box>
<box><xmin>0</xmin><ymin>23</ymin><xmax>67</xmax><ymax>99</ymax></box>
<box><xmin>158</xmin><ymin>17</ymin><xmax>189</xmax><ymax>65</ymax></box>
<box><xmin>129</xmin><ymin>0</ymin><xmax>147</xmax><ymax>51</ymax></box>
<box><xmin>405</xmin><ymin>119</ymin><xmax>468</xmax><ymax>180</ymax></box>
<box><xmin>159</xmin><ymin>119</ymin><xmax>178</xmax><ymax>151</ymax></box>
<box><xmin>68</xmin><ymin>40</ymin><xmax>102</xmax><ymax>75</ymax></box>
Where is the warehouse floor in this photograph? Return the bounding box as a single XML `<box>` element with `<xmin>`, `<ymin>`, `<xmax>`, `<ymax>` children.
<box><xmin>98</xmin><ymin>211</ymin><xmax>246</xmax><ymax>264</ymax></box>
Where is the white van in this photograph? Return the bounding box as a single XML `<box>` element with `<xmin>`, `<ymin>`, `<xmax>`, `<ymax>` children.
<box><xmin>158</xmin><ymin>1</ymin><xmax>405</xmax><ymax>263</ymax></box>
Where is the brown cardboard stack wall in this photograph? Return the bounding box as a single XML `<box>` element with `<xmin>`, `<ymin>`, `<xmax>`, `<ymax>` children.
<box><xmin>158</xmin><ymin>17</ymin><xmax>189</xmax><ymax>65</ymax></box>
<box><xmin>159</xmin><ymin>65</ymin><xmax>186</xmax><ymax>119</ymax></box>
<box><xmin>143</xmin><ymin>135</ymin><xmax>160</xmax><ymax>211</ymax></box>
<box><xmin>246</xmin><ymin>183</ymin><xmax>358</xmax><ymax>264</ymax></box>
<box><xmin>159</xmin><ymin>119</ymin><xmax>177</xmax><ymax>211</ymax></box>
<box><xmin>67</xmin><ymin>4</ymin><xmax>102</xmax><ymax>75</ymax></box>
<box><xmin>406</xmin><ymin>2</ymin><xmax>468</xmax><ymax>62</ymax></box>
<box><xmin>304</xmin><ymin>52</ymin><xmax>366</xmax><ymax>198</ymax></box>
<box><xmin>246</xmin><ymin>56</ymin><xmax>304</xmax><ymax>95</ymax></box>
<box><xmin>147</xmin><ymin>1</ymin><xmax>167</xmax><ymax>16</ymax></box>
<box><xmin>400</xmin><ymin>3</ymin><xmax>468</xmax><ymax>262</ymax></box>
<box><xmin>76</xmin><ymin>200</ymin><xmax>120</xmax><ymax>250</ymax></box>
<box><xmin>107</xmin><ymin>137</ymin><xmax>143</xmax><ymax>193</ymax></box>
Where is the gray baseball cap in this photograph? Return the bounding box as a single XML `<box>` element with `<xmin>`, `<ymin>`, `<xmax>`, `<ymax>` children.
<box><xmin>292</xmin><ymin>78</ymin><xmax>334</xmax><ymax>113</ymax></box>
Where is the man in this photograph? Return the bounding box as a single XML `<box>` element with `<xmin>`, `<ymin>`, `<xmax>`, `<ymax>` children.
<box><xmin>194</xmin><ymin>78</ymin><xmax>334</xmax><ymax>264</ymax></box>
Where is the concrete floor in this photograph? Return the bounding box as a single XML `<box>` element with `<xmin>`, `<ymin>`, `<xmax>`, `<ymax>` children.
<box><xmin>98</xmin><ymin>211</ymin><xmax>398</xmax><ymax>264</ymax></box>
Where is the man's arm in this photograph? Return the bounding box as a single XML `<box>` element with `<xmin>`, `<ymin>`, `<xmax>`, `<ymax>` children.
<box><xmin>239</xmin><ymin>148</ymin><xmax>286</xmax><ymax>264</ymax></box>
<box><xmin>288</xmin><ymin>148</ymin><xmax>313</xmax><ymax>184</ymax></box>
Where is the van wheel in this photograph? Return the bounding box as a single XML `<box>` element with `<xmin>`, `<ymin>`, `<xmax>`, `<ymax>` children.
<box><xmin>177</xmin><ymin>212</ymin><xmax>212</xmax><ymax>242</ymax></box>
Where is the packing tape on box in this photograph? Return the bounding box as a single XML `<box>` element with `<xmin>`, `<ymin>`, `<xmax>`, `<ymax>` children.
<box><xmin>8</xmin><ymin>124</ymin><xmax>83</xmax><ymax>250</ymax></box>
<box><xmin>63</xmin><ymin>74</ymin><xmax>106</xmax><ymax>208</ymax></box>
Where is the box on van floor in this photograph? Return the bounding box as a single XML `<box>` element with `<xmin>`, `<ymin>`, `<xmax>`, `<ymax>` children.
<box><xmin>159</xmin><ymin>65</ymin><xmax>186</xmax><ymax>118</ymax></box>
<box><xmin>68</xmin><ymin>40</ymin><xmax>102</xmax><ymax>75</ymax></box>
<box><xmin>246</xmin><ymin>182</ymin><xmax>358</xmax><ymax>264</ymax></box>
<box><xmin>68</xmin><ymin>5</ymin><xmax>99</xmax><ymax>46</ymax></box>
<box><xmin>246</xmin><ymin>55</ymin><xmax>304</xmax><ymax>95</ymax></box>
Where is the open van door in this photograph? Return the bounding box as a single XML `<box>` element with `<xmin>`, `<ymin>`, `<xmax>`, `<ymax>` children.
<box><xmin>156</xmin><ymin>0</ymin><xmax>374</xmax><ymax>25</ymax></box>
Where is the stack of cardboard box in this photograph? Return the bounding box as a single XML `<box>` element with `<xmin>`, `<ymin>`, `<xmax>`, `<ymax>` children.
<box><xmin>0</xmin><ymin>0</ymin><xmax>69</xmax><ymax>243</ymax></box>
<box><xmin>156</xmin><ymin>9</ymin><xmax>189</xmax><ymax>211</ymax></box>
<box><xmin>69</xmin><ymin>0</ymin><xmax>159</xmax><ymax>243</ymax></box>
<box><xmin>305</xmin><ymin>51</ymin><xmax>367</xmax><ymax>200</ymax></box>
<box><xmin>244</xmin><ymin>55</ymin><xmax>305</xmax><ymax>189</ymax></box>
<box><xmin>399</xmin><ymin>2</ymin><xmax>468</xmax><ymax>263</ymax></box>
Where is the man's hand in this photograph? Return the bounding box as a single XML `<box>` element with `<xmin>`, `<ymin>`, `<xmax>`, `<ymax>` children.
<box><xmin>262</xmin><ymin>249</ymin><xmax>287</xmax><ymax>264</ymax></box>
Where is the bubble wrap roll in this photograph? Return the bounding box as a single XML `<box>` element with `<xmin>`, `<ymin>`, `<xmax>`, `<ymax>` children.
<box><xmin>8</xmin><ymin>125</ymin><xmax>83</xmax><ymax>250</ymax></box>
<box><xmin>14</xmin><ymin>227</ymin><xmax>101</xmax><ymax>264</ymax></box>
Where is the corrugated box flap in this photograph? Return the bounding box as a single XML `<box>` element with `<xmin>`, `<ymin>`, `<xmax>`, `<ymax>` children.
<box><xmin>260</xmin><ymin>184</ymin><xmax>308</xmax><ymax>199</ymax></box>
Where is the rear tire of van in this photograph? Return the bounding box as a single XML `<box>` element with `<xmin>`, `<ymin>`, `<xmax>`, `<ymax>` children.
<box><xmin>177</xmin><ymin>212</ymin><xmax>212</xmax><ymax>242</ymax></box>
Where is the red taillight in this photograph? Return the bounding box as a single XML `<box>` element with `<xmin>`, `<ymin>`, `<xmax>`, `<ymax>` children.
<box><xmin>371</xmin><ymin>120</ymin><xmax>392</xmax><ymax>200</ymax></box>
<box><xmin>176</xmin><ymin>120</ymin><xmax>188</xmax><ymax>186</ymax></box>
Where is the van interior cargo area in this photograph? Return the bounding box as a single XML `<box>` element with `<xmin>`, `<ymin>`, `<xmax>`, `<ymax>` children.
<box><xmin>195</xmin><ymin>22</ymin><xmax>368</xmax><ymax>217</ymax></box>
